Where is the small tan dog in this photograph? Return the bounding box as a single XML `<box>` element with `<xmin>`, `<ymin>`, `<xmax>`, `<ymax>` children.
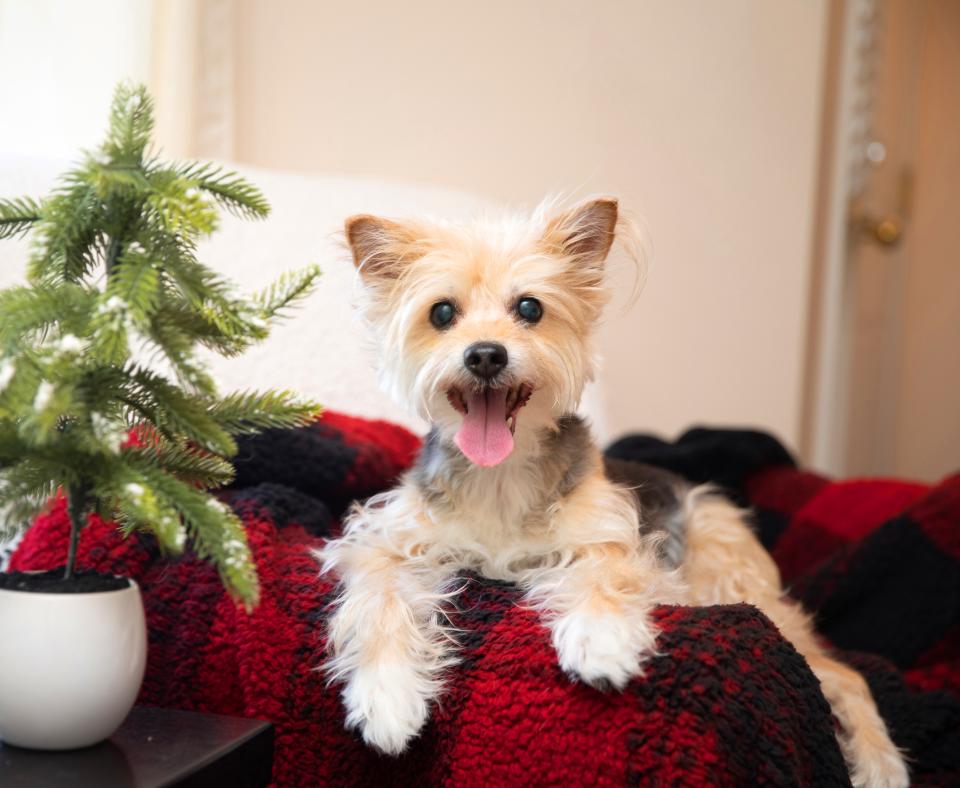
<box><xmin>319</xmin><ymin>198</ymin><xmax>908</xmax><ymax>787</ymax></box>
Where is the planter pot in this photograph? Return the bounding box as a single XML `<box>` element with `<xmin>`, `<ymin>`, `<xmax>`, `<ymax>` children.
<box><xmin>0</xmin><ymin>571</ymin><xmax>147</xmax><ymax>750</ymax></box>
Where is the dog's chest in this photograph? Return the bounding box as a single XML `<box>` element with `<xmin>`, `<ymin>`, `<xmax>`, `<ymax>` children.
<box><xmin>430</xmin><ymin>465</ymin><xmax>549</xmax><ymax>553</ymax></box>
<box><xmin>411</xmin><ymin>420</ymin><xmax>596</xmax><ymax>555</ymax></box>
<box><xmin>445</xmin><ymin>461</ymin><xmax>547</xmax><ymax>537</ymax></box>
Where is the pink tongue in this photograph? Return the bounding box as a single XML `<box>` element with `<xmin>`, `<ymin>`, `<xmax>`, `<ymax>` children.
<box><xmin>454</xmin><ymin>388</ymin><xmax>514</xmax><ymax>467</ymax></box>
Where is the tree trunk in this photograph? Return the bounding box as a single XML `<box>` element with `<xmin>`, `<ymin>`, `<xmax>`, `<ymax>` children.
<box><xmin>64</xmin><ymin>484</ymin><xmax>88</xmax><ymax>580</ymax></box>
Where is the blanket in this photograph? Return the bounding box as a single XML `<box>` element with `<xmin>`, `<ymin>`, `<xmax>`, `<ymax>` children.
<box><xmin>11</xmin><ymin>413</ymin><xmax>960</xmax><ymax>786</ymax></box>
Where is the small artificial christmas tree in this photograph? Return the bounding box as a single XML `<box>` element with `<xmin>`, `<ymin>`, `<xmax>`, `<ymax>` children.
<box><xmin>0</xmin><ymin>83</ymin><xmax>321</xmax><ymax>606</ymax></box>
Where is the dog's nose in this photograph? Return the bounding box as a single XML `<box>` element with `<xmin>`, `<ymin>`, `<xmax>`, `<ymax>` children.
<box><xmin>463</xmin><ymin>342</ymin><xmax>508</xmax><ymax>380</ymax></box>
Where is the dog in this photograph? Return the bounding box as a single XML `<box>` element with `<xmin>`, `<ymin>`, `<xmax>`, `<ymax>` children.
<box><xmin>318</xmin><ymin>197</ymin><xmax>908</xmax><ymax>787</ymax></box>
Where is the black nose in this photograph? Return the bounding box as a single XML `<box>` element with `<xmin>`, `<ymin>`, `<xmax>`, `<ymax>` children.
<box><xmin>464</xmin><ymin>342</ymin><xmax>508</xmax><ymax>380</ymax></box>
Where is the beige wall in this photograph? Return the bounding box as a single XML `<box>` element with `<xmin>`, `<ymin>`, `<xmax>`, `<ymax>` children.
<box><xmin>228</xmin><ymin>0</ymin><xmax>828</xmax><ymax>449</ymax></box>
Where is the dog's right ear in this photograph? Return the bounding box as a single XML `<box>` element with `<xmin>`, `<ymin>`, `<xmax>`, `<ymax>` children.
<box><xmin>345</xmin><ymin>215</ymin><xmax>415</xmax><ymax>281</ymax></box>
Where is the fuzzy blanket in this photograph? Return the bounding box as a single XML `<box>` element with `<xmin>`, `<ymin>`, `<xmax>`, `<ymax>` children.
<box><xmin>11</xmin><ymin>413</ymin><xmax>960</xmax><ymax>787</ymax></box>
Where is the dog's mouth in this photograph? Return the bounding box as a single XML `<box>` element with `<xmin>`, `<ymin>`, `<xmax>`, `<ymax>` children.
<box><xmin>446</xmin><ymin>383</ymin><xmax>532</xmax><ymax>467</ymax></box>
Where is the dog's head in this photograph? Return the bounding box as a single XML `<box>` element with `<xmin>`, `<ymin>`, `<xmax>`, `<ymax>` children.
<box><xmin>345</xmin><ymin>197</ymin><xmax>640</xmax><ymax>467</ymax></box>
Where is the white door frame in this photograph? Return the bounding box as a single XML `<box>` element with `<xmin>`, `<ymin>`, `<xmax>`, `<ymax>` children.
<box><xmin>802</xmin><ymin>0</ymin><xmax>884</xmax><ymax>475</ymax></box>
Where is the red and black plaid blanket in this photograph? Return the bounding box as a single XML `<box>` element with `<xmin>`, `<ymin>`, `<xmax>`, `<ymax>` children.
<box><xmin>11</xmin><ymin>414</ymin><xmax>960</xmax><ymax>786</ymax></box>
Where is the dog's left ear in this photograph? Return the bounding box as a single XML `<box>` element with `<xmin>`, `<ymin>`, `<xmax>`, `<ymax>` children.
<box><xmin>541</xmin><ymin>198</ymin><xmax>619</xmax><ymax>265</ymax></box>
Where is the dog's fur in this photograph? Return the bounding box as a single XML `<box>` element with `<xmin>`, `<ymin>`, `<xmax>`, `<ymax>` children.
<box><xmin>318</xmin><ymin>198</ymin><xmax>908</xmax><ymax>787</ymax></box>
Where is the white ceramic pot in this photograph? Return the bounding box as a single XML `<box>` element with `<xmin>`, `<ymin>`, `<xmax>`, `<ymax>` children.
<box><xmin>0</xmin><ymin>577</ymin><xmax>147</xmax><ymax>749</ymax></box>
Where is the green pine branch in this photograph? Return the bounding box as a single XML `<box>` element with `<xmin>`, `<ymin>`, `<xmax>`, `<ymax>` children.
<box><xmin>0</xmin><ymin>468</ymin><xmax>58</xmax><ymax>539</ymax></box>
<box><xmin>124</xmin><ymin>367</ymin><xmax>237</xmax><ymax>456</ymax></box>
<box><xmin>28</xmin><ymin>184</ymin><xmax>105</xmax><ymax>284</ymax></box>
<box><xmin>102</xmin><ymin>83</ymin><xmax>154</xmax><ymax>165</ymax></box>
<box><xmin>209</xmin><ymin>390</ymin><xmax>321</xmax><ymax>435</ymax></box>
<box><xmin>0</xmin><ymin>283</ymin><xmax>90</xmax><ymax>344</ymax></box>
<box><xmin>172</xmin><ymin>162</ymin><xmax>271</xmax><ymax>220</ymax></box>
<box><xmin>117</xmin><ymin>461</ymin><xmax>259</xmax><ymax>605</ymax></box>
<box><xmin>254</xmin><ymin>264</ymin><xmax>322</xmax><ymax>321</ymax></box>
<box><xmin>145</xmin><ymin>442</ymin><xmax>236</xmax><ymax>488</ymax></box>
<box><xmin>146</xmin><ymin>167</ymin><xmax>219</xmax><ymax>237</ymax></box>
<box><xmin>0</xmin><ymin>435</ymin><xmax>103</xmax><ymax>538</ymax></box>
<box><xmin>0</xmin><ymin>197</ymin><xmax>42</xmax><ymax>240</ymax></box>
<box><xmin>150</xmin><ymin>302</ymin><xmax>251</xmax><ymax>359</ymax></box>
<box><xmin>107</xmin><ymin>245</ymin><xmax>161</xmax><ymax>321</ymax></box>
<box><xmin>144</xmin><ymin>312</ymin><xmax>218</xmax><ymax>394</ymax></box>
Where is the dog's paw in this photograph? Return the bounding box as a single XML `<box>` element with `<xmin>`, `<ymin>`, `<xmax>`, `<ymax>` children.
<box><xmin>551</xmin><ymin>610</ymin><xmax>658</xmax><ymax>691</ymax></box>
<box><xmin>341</xmin><ymin>662</ymin><xmax>433</xmax><ymax>756</ymax></box>
<box><xmin>844</xmin><ymin>733</ymin><xmax>910</xmax><ymax>788</ymax></box>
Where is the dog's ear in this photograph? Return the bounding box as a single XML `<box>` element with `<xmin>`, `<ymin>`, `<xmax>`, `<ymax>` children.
<box><xmin>344</xmin><ymin>214</ymin><xmax>416</xmax><ymax>281</ymax></box>
<box><xmin>541</xmin><ymin>198</ymin><xmax>619</xmax><ymax>265</ymax></box>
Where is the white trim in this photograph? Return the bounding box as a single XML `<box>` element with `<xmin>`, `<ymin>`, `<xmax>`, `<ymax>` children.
<box><xmin>809</xmin><ymin>0</ymin><xmax>882</xmax><ymax>474</ymax></box>
<box><xmin>195</xmin><ymin>0</ymin><xmax>236</xmax><ymax>159</ymax></box>
<box><xmin>149</xmin><ymin>0</ymin><xmax>236</xmax><ymax>159</ymax></box>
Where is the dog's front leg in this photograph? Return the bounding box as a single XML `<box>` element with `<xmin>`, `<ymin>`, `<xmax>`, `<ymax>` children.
<box><xmin>319</xmin><ymin>518</ymin><xmax>452</xmax><ymax>755</ymax></box>
<box><xmin>523</xmin><ymin>475</ymin><xmax>678</xmax><ymax>690</ymax></box>
<box><xmin>526</xmin><ymin>544</ymin><xmax>665</xmax><ymax>690</ymax></box>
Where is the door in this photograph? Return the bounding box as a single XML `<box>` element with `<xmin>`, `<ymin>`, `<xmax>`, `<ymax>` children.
<box><xmin>843</xmin><ymin>0</ymin><xmax>960</xmax><ymax>481</ymax></box>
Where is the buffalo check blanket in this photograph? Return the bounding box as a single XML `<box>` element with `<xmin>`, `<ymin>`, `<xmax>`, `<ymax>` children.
<box><xmin>11</xmin><ymin>413</ymin><xmax>960</xmax><ymax>786</ymax></box>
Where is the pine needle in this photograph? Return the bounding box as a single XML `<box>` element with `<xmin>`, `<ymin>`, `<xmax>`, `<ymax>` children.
<box><xmin>0</xmin><ymin>197</ymin><xmax>42</xmax><ymax>240</ymax></box>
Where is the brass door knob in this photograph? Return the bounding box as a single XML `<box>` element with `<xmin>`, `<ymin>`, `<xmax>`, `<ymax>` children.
<box><xmin>871</xmin><ymin>215</ymin><xmax>903</xmax><ymax>245</ymax></box>
<box><xmin>851</xmin><ymin>212</ymin><xmax>904</xmax><ymax>247</ymax></box>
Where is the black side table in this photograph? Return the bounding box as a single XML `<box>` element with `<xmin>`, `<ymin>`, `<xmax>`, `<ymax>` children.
<box><xmin>0</xmin><ymin>706</ymin><xmax>274</xmax><ymax>787</ymax></box>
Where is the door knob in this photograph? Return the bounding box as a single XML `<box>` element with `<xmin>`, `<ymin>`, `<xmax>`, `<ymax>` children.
<box><xmin>851</xmin><ymin>212</ymin><xmax>904</xmax><ymax>247</ymax></box>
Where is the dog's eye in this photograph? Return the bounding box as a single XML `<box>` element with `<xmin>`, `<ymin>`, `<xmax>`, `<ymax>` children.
<box><xmin>429</xmin><ymin>300</ymin><xmax>456</xmax><ymax>329</ymax></box>
<box><xmin>516</xmin><ymin>297</ymin><xmax>543</xmax><ymax>324</ymax></box>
